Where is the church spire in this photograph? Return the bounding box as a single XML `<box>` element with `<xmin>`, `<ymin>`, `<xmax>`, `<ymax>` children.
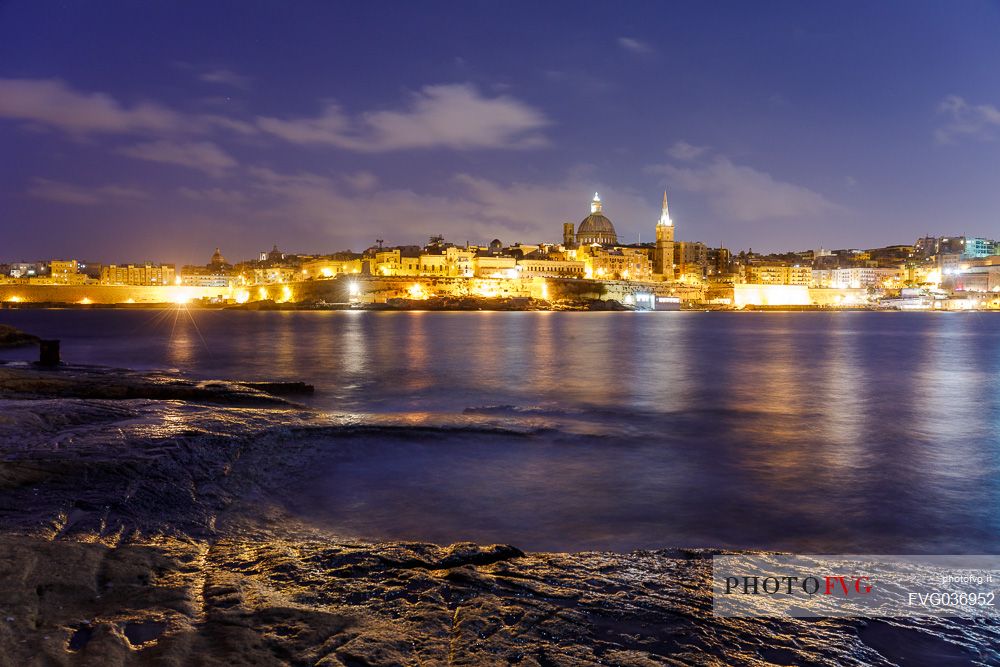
<box><xmin>658</xmin><ymin>190</ymin><xmax>672</xmax><ymax>226</ymax></box>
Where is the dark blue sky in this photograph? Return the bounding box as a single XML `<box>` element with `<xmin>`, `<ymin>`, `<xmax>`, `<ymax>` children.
<box><xmin>2</xmin><ymin>1</ymin><xmax>999</xmax><ymax>264</ymax></box>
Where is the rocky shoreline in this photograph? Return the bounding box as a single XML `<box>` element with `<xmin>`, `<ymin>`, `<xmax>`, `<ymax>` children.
<box><xmin>0</xmin><ymin>359</ymin><xmax>993</xmax><ymax>665</ymax></box>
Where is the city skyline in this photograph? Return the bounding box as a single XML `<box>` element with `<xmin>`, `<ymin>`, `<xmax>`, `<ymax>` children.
<box><xmin>2</xmin><ymin>1</ymin><xmax>1000</xmax><ymax>264</ymax></box>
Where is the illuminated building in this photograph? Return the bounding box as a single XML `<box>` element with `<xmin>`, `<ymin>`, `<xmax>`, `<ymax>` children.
<box><xmin>516</xmin><ymin>257</ymin><xmax>586</xmax><ymax>278</ymax></box>
<box><xmin>810</xmin><ymin>267</ymin><xmax>901</xmax><ymax>289</ymax></box>
<box><xmin>575</xmin><ymin>193</ymin><xmax>618</xmax><ymax>246</ymax></box>
<box><xmin>100</xmin><ymin>263</ymin><xmax>176</xmax><ymax>286</ymax></box>
<box><xmin>674</xmin><ymin>241</ymin><xmax>707</xmax><ymax>284</ymax></box>
<box><xmin>653</xmin><ymin>191</ymin><xmax>675</xmax><ymax>278</ymax></box>
<box><xmin>300</xmin><ymin>257</ymin><xmax>363</xmax><ymax>279</ymax></box>
<box><xmin>938</xmin><ymin>253</ymin><xmax>962</xmax><ymax>277</ymax></box>
<box><xmin>369</xmin><ymin>249</ymin><xmax>403</xmax><ymax>275</ymax></box>
<box><xmin>181</xmin><ymin>248</ymin><xmax>237</xmax><ymax>287</ymax></box>
<box><xmin>475</xmin><ymin>256</ymin><xmax>517</xmax><ymax>278</ymax></box>
<box><xmin>368</xmin><ymin>247</ymin><xmax>476</xmax><ymax>277</ymax></box>
<box><xmin>418</xmin><ymin>254</ymin><xmax>449</xmax><ymax>276</ymax></box>
<box><xmin>741</xmin><ymin>264</ymin><xmax>811</xmax><ymax>286</ymax></box>
<box><xmin>7</xmin><ymin>263</ymin><xmax>43</xmax><ymax>279</ymax></box>
<box><xmin>444</xmin><ymin>247</ymin><xmax>476</xmax><ymax>277</ymax></box>
<box><xmin>707</xmin><ymin>247</ymin><xmax>732</xmax><ymax>276</ymax></box>
<box><xmin>246</xmin><ymin>266</ymin><xmax>298</xmax><ymax>285</ymax></box>
<box><xmin>963</xmin><ymin>237</ymin><xmax>997</xmax><ymax>259</ymax></box>
<box><xmin>577</xmin><ymin>244</ymin><xmax>652</xmax><ymax>281</ymax></box>
<box><xmin>48</xmin><ymin>259</ymin><xmax>81</xmax><ymax>284</ymax></box>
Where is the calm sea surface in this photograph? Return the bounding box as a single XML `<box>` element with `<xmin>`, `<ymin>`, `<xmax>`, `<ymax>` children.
<box><xmin>3</xmin><ymin>309</ymin><xmax>1000</xmax><ymax>554</ymax></box>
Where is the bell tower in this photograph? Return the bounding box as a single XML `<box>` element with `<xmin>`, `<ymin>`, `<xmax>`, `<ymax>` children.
<box><xmin>654</xmin><ymin>191</ymin><xmax>675</xmax><ymax>278</ymax></box>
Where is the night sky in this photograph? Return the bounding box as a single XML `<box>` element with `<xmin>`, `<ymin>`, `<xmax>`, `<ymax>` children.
<box><xmin>2</xmin><ymin>1</ymin><xmax>999</xmax><ymax>265</ymax></box>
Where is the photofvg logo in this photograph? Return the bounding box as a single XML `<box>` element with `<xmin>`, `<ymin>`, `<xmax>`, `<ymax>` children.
<box><xmin>712</xmin><ymin>555</ymin><xmax>1000</xmax><ymax>619</ymax></box>
<box><xmin>723</xmin><ymin>573</ymin><xmax>872</xmax><ymax>597</ymax></box>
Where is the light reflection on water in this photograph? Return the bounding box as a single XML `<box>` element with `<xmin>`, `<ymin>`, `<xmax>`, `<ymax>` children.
<box><xmin>2</xmin><ymin>309</ymin><xmax>1000</xmax><ymax>553</ymax></box>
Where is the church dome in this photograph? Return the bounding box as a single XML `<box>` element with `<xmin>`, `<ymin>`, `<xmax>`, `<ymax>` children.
<box><xmin>576</xmin><ymin>193</ymin><xmax>618</xmax><ymax>246</ymax></box>
<box><xmin>210</xmin><ymin>247</ymin><xmax>227</xmax><ymax>266</ymax></box>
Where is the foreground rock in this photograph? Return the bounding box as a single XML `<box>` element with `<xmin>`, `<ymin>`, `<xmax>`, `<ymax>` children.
<box><xmin>0</xmin><ymin>367</ymin><xmax>995</xmax><ymax>665</ymax></box>
<box><xmin>0</xmin><ymin>324</ymin><xmax>39</xmax><ymax>348</ymax></box>
<box><xmin>3</xmin><ymin>530</ymin><xmax>992</xmax><ymax>666</ymax></box>
<box><xmin>0</xmin><ymin>363</ymin><xmax>305</xmax><ymax>405</ymax></box>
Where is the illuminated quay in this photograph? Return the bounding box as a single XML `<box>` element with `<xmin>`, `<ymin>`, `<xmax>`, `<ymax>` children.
<box><xmin>3</xmin><ymin>194</ymin><xmax>1000</xmax><ymax>311</ymax></box>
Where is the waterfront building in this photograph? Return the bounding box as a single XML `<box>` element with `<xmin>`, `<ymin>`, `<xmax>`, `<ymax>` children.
<box><xmin>577</xmin><ymin>244</ymin><xmax>653</xmax><ymax>281</ymax></box>
<box><xmin>741</xmin><ymin>264</ymin><xmax>811</xmax><ymax>286</ymax></box>
<box><xmin>674</xmin><ymin>241</ymin><xmax>707</xmax><ymax>284</ymax></box>
<box><xmin>299</xmin><ymin>257</ymin><xmax>362</xmax><ymax>279</ymax></box>
<box><xmin>369</xmin><ymin>249</ymin><xmax>403</xmax><ymax>276</ymax></box>
<box><xmin>246</xmin><ymin>266</ymin><xmax>299</xmax><ymax>285</ymax></box>
<box><xmin>516</xmin><ymin>257</ymin><xmax>586</xmax><ymax>278</ymax></box>
<box><xmin>8</xmin><ymin>262</ymin><xmax>43</xmax><ymax>279</ymax></box>
<box><xmin>810</xmin><ymin>267</ymin><xmax>901</xmax><ymax>289</ymax></box>
<box><xmin>180</xmin><ymin>272</ymin><xmax>234</xmax><ymax>288</ymax></box>
<box><xmin>47</xmin><ymin>259</ymin><xmax>87</xmax><ymax>285</ymax></box>
<box><xmin>475</xmin><ymin>256</ymin><xmax>518</xmax><ymax>278</ymax></box>
<box><xmin>444</xmin><ymin>247</ymin><xmax>476</xmax><ymax>277</ymax></box>
<box><xmin>100</xmin><ymin>263</ymin><xmax>176</xmax><ymax>286</ymax></box>
<box><xmin>419</xmin><ymin>254</ymin><xmax>449</xmax><ymax>276</ymax></box>
<box><xmin>938</xmin><ymin>252</ymin><xmax>963</xmax><ymax>277</ymax></box>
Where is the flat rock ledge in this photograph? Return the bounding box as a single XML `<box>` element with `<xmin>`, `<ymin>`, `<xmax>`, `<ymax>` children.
<box><xmin>0</xmin><ymin>533</ymin><xmax>899</xmax><ymax>667</ymax></box>
<box><xmin>0</xmin><ymin>324</ymin><xmax>39</xmax><ymax>348</ymax></box>
<box><xmin>0</xmin><ymin>363</ymin><xmax>305</xmax><ymax>405</ymax></box>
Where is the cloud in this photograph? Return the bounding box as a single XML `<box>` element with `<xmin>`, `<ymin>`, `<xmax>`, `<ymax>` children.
<box><xmin>668</xmin><ymin>141</ymin><xmax>709</xmax><ymax>161</ymax></box>
<box><xmin>201</xmin><ymin>114</ymin><xmax>258</xmax><ymax>135</ymax></box>
<box><xmin>178</xmin><ymin>186</ymin><xmax>249</xmax><ymax>205</ymax></box>
<box><xmin>0</xmin><ymin>77</ymin><xmax>546</xmax><ymax>157</ymax></box>
<box><xmin>245</xmin><ymin>166</ymin><xmax>656</xmax><ymax>247</ymax></box>
<box><xmin>27</xmin><ymin>178</ymin><xmax>147</xmax><ymax>205</ymax></box>
<box><xmin>935</xmin><ymin>95</ymin><xmax>1000</xmax><ymax>144</ymax></box>
<box><xmin>257</xmin><ymin>84</ymin><xmax>549</xmax><ymax>151</ymax></box>
<box><xmin>0</xmin><ymin>77</ymin><xmax>260</xmax><ymax>141</ymax></box>
<box><xmin>618</xmin><ymin>37</ymin><xmax>653</xmax><ymax>55</ymax></box>
<box><xmin>344</xmin><ymin>170</ymin><xmax>379</xmax><ymax>191</ymax></box>
<box><xmin>0</xmin><ymin>78</ymin><xmax>182</xmax><ymax>136</ymax></box>
<box><xmin>649</xmin><ymin>157</ymin><xmax>838</xmax><ymax>222</ymax></box>
<box><xmin>198</xmin><ymin>67</ymin><xmax>251</xmax><ymax>89</ymax></box>
<box><xmin>118</xmin><ymin>141</ymin><xmax>238</xmax><ymax>175</ymax></box>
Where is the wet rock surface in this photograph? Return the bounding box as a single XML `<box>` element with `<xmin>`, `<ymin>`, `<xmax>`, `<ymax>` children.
<box><xmin>0</xmin><ymin>366</ymin><xmax>997</xmax><ymax>665</ymax></box>
<box><xmin>0</xmin><ymin>363</ymin><xmax>299</xmax><ymax>405</ymax></box>
<box><xmin>0</xmin><ymin>324</ymin><xmax>39</xmax><ymax>348</ymax></box>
